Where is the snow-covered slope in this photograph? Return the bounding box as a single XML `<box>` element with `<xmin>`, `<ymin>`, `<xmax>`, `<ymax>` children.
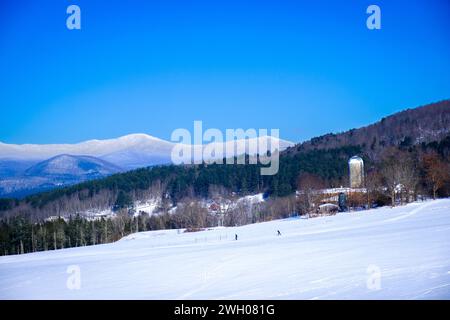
<box><xmin>3</xmin><ymin>199</ymin><xmax>449</xmax><ymax>300</ymax></box>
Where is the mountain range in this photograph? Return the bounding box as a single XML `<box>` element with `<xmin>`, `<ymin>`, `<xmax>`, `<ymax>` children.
<box><xmin>0</xmin><ymin>134</ymin><xmax>294</xmax><ymax>197</ymax></box>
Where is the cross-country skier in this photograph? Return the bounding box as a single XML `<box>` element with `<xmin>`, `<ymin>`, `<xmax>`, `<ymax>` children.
<box><xmin>235</xmin><ymin>234</ymin><xmax>238</xmax><ymax>240</ymax></box>
<box><xmin>277</xmin><ymin>230</ymin><xmax>282</xmax><ymax>236</ymax></box>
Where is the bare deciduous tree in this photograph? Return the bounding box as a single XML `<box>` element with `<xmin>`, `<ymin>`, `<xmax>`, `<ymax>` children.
<box><xmin>422</xmin><ymin>152</ymin><xmax>449</xmax><ymax>199</ymax></box>
<box><xmin>296</xmin><ymin>173</ymin><xmax>325</xmax><ymax>215</ymax></box>
<box><xmin>365</xmin><ymin>169</ymin><xmax>383</xmax><ymax>208</ymax></box>
<box><xmin>381</xmin><ymin>148</ymin><xmax>419</xmax><ymax>206</ymax></box>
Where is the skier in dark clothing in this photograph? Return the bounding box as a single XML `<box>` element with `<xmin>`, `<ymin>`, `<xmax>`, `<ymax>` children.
<box><xmin>235</xmin><ymin>234</ymin><xmax>238</xmax><ymax>240</ymax></box>
<box><xmin>277</xmin><ymin>230</ymin><xmax>282</xmax><ymax>236</ymax></box>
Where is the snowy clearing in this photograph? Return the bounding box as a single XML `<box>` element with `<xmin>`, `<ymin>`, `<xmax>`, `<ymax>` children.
<box><xmin>1</xmin><ymin>199</ymin><xmax>450</xmax><ymax>299</ymax></box>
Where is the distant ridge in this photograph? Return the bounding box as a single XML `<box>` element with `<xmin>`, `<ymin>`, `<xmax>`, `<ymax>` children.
<box><xmin>0</xmin><ymin>134</ymin><xmax>294</xmax><ymax>197</ymax></box>
<box><xmin>0</xmin><ymin>133</ymin><xmax>174</xmax><ymax>166</ymax></box>
<box><xmin>0</xmin><ymin>133</ymin><xmax>294</xmax><ymax>170</ymax></box>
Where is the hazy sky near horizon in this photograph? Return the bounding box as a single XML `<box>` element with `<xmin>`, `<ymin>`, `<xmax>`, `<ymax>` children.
<box><xmin>1</xmin><ymin>0</ymin><xmax>449</xmax><ymax>144</ymax></box>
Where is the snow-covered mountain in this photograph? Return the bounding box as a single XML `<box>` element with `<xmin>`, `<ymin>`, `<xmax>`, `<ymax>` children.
<box><xmin>0</xmin><ymin>133</ymin><xmax>294</xmax><ymax>170</ymax></box>
<box><xmin>0</xmin><ymin>134</ymin><xmax>294</xmax><ymax>197</ymax></box>
<box><xmin>0</xmin><ymin>134</ymin><xmax>174</xmax><ymax>168</ymax></box>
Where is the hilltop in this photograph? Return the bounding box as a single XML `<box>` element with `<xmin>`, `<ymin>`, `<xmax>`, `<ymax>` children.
<box><xmin>284</xmin><ymin>99</ymin><xmax>450</xmax><ymax>159</ymax></box>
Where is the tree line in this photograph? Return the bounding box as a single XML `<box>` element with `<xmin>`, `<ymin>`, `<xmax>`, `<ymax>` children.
<box><xmin>0</xmin><ymin>194</ymin><xmax>300</xmax><ymax>256</ymax></box>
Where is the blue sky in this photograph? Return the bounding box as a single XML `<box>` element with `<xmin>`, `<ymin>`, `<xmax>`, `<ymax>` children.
<box><xmin>1</xmin><ymin>0</ymin><xmax>449</xmax><ymax>144</ymax></box>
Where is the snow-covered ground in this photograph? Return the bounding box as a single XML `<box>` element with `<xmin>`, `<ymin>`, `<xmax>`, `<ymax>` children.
<box><xmin>1</xmin><ymin>199</ymin><xmax>450</xmax><ymax>300</ymax></box>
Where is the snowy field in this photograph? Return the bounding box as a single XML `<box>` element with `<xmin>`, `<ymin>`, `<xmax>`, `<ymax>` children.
<box><xmin>1</xmin><ymin>199</ymin><xmax>450</xmax><ymax>299</ymax></box>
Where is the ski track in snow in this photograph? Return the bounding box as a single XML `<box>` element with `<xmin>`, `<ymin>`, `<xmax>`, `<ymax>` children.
<box><xmin>1</xmin><ymin>199</ymin><xmax>450</xmax><ymax>299</ymax></box>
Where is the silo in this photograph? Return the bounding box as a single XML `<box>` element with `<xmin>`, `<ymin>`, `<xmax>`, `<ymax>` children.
<box><xmin>348</xmin><ymin>156</ymin><xmax>364</xmax><ymax>188</ymax></box>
